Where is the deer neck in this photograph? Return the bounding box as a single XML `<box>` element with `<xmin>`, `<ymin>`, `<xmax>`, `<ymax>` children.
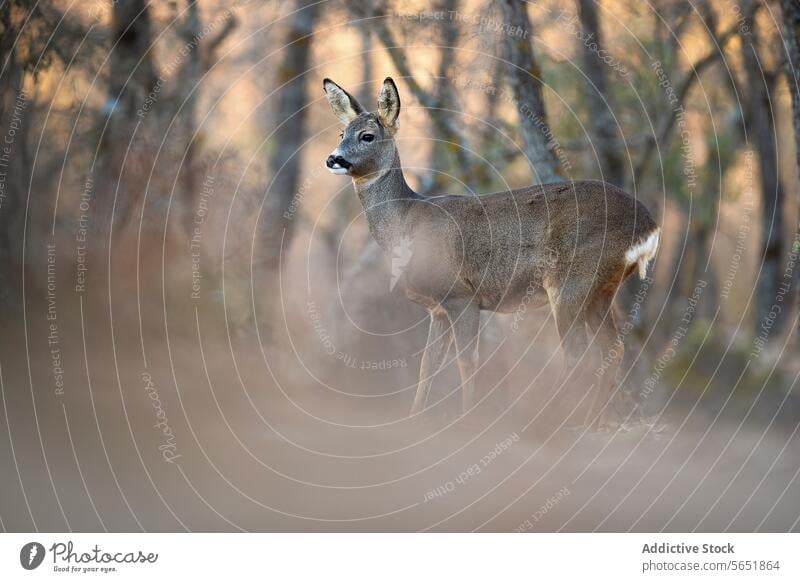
<box><xmin>352</xmin><ymin>148</ymin><xmax>418</xmax><ymax>251</ymax></box>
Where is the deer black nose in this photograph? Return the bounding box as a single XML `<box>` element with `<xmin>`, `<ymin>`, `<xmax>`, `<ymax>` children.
<box><xmin>326</xmin><ymin>155</ymin><xmax>351</xmax><ymax>169</ymax></box>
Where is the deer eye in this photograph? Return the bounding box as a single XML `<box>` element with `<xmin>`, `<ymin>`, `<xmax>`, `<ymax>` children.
<box><xmin>360</xmin><ymin>133</ymin><xmax>375</xmax><ymax>143</ymax></box>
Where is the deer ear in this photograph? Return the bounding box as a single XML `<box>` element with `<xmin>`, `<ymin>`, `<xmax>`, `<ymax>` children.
<box><xmin>323</xmin><ymin>78</ymin><xmax>364</xmax><ymax>125</ymax></box>
<box><xmin>377</xmin><ymin>77</ymin><xmax>400</xmax><ymax>132</ymax></box>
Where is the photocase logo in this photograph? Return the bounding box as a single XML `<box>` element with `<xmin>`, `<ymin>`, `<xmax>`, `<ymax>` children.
<box><xmin>390</xmin><ymin>235</ymin><xmax>413</xmax><ymax>291</ymax></box>
<box><xmin>19</xmin><ymin>542</ymin><xmax>45</xmax><ymax>570</ymax></box>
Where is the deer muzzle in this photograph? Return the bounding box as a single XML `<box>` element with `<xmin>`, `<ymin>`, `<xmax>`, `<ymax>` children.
<box><xmin>326</xmin><ymin>154</ymin><xmax>351</xmax><ymax>175</ymax></box>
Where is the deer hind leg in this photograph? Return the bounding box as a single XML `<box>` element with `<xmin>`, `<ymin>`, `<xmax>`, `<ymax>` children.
<box><xmin>410</xmin><ymin>310</ymin><xmax>453</xmax><ymax>415</ymax></box>
<box><xmin>447</xmin><ymin>299</ymin><xmax>480</xmax><ymax>415</ymax></box>
<box><xmin>545</xmin><ymin>286</ymin><xmax>592</xmax><ymax>426</ymax></box>
<box><xmin>585</xmin><ymin>293</ymin><xmax>623</xmax><ymax>428</ymax></box>
<box><xmin>547</xmin><ymin>288</ymin><xmax>589</xmax><ymax>385</ymax></box>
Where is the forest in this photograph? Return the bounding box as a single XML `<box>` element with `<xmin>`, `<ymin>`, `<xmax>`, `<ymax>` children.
<box><xmin>0</xmin><ymin>0</ymin><xmax>798</xmax><ymax>532</ymax></box>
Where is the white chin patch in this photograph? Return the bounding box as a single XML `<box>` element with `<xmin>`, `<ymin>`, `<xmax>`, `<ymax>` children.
<box><xmin>328</xmin><ymin>165</ymin><xmax>349</xmax><ymax>175</ymax></box>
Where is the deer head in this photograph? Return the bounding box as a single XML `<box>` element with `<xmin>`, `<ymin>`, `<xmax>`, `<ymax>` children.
<box><xmin>323</xmin><ymin>77</ymin><xmax>400</xmax><ymax>179</ymax></box>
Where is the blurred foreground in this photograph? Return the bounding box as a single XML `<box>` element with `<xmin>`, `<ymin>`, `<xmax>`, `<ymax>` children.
<box><xmin>1</xmin><ymin>285</ymin><xmax>798</xmax><ymax>532</ymax></box>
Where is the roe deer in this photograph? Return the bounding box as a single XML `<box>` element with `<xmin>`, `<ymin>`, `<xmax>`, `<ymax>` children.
<box><xmin>323</xmin><ymin>77</ymin><xmax>659</xmax><ymax>427</ymax></box>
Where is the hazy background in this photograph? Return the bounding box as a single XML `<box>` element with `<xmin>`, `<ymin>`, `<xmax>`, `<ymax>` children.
<box><xmin>0</xmin><ymin>0</ymin><xmax>798</xmax><ymax>531</ymax></box>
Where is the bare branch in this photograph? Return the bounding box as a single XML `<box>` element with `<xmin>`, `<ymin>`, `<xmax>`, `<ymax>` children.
<box><xmin>633</xmin><ymin>1</ymin><xmax>759</xmax><ymax>181</ymax></box>
<box><xmin>361</xmin><ymin>1</ymin><xmax>480</xmax><ymax>190</ymax></box>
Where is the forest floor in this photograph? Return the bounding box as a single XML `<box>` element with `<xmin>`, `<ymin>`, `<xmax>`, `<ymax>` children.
<box><xmin>1</xmin><ymin>292</ymin><xmax>798</xmax><ymax>533</ymax></box>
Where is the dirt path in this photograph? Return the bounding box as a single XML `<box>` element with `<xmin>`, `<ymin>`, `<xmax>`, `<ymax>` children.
<box><xmin>1</xmin><ymin>303</ymin><xmax>798</xmax><ymax>532</ymax></box>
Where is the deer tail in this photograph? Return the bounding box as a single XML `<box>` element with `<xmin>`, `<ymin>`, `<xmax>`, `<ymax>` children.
<box><xmin>624</xmin><ymin>228</ymin><xmax>660</xmax><ymax>280</ymax></box>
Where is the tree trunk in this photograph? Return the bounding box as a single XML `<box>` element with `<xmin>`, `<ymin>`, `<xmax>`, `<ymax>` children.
<box><xmin>99</xmin><ymin>0</ymin><xmax>158</xmax><ymax>231</ymax></box>
<box><xmin>178</xmin><ymin>0</ymin><xmax>202</xmax><ymax>234</ymax></box>
<box><xmin>0</xmin><ymin>3</ymin><xmax>27</xmax><ymax>308</ymax></box>
<box><xmin>779</xmin><ymin>0</ymin><xmax>800</xmax><ymax>341</ymax></box>
<box><xmin>576</xmin><ymin>0</ymin><xmax>642</xmax><ymax>348</ymax></box>
<box><xmin>357</xmin><ymin>25</ymin><xmax>373</xmax><ymax>107</ymax></box>
<box><xmin>740</xmin><ymin>4</ymin><xmax>786</xmax><ymax>337</ymax></box>
<box><xmin>500</xmin><ymin>0</ymin><xmax>562</xmax><ymax>184</ymax></box>
<box><xmin>108</xmin><ymin>0</ymin><xmax>157</xmax><ymax>120</ymax></box>
<box><xmin>577</xmin><ymin>0</ymin><xmax>626</xmax><ymax>187</ymax></box>
<box><xmin>256</xmin><ymin>0</ymin><xmax>320</xmax><ymax>328</ymax></box>
<box><xmin>174</xmin><ymin>2</ymin><xmax>237</xmax><ymax>234</ymax></box>
<box><xmin>426</xmin><ymin>0</ymin><xmax>481</xmax><ymax>192</ymax></box>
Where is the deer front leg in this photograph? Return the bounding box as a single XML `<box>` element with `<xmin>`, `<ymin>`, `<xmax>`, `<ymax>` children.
<box><xmin>448</xmin><ymin>299</ymin><xmax>480</xmax><ymax>415</ymax></box>
<box><xmin>410</xmin><ymin>311</ymin><xmax>453</xmax><ymax>415</ymax></box>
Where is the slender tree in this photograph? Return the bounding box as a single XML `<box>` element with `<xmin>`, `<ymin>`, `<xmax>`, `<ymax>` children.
<box><xmin>256</xmin><ymin>0</ymin><xmax>320</xmax><ymax>328</ymax></box>
<box><xmin>427</xmin><ymin>0</ymin><xmax>469</xmax><ymax>193</ymax></box>
<box><xmin>633</xmin><ymin>1</ymin><xmax>755</xmax><ymax>184</ymax></box>
<box><xmin>575</xmin><ymin>0</ymin><xmax>642</xmax><ymax>342</ymax></box>
<box><xmin>781</xmin><ymin>0</ymin><xmax>800</xmax><ymax>183</ymax></box>
<box><xmin>0</xmin><ymin>1</ymin><xmax>28</xmax><ymax>307</ymax></box>
<box><xmin>500</xmin><ymin>0</ymin><xmax>562</xmax><ymax>183</ymax></box>
<box><xmin>576</xmin><ymin>0</ymin><xmax>625</xmax><ymax>187</ymax></box>
<box><xmin>174</xmin><ymin>1</ymin><xmax>238</xmax><ymax>233</ymax></box>
<box><xmin>177</xmin><ymin>0</ymin><xmax>203</xmax><ymax>232</ymax></box>
<box><xmin>0</xmin><ymin>0</ymin><xmax>74</xmax><ymax>306</ymax></box>
<box><xmin>740</xmin><ymin>1</ymin><xmax>786</xmax><ymax>336</ymax></box>
<box><xmin>107</xmin><ymin>0</ymin><xmax>157</xmax><ymax>121</ymax></box>
<box><xmin>362</xmin><ymin>0</ymin><xmax>481</xmax><ymax>190</ymax></box>
<box><xmin>98</xmin><ymin>0</ymin><xmax>158</xmax><ymax>231</ymax></box>
<box><xmin>779</xmin><ymin>0</ymin><xmax>800</xmax><ymax>340</ymax></box>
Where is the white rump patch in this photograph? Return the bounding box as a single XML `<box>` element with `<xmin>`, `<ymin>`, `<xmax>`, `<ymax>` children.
<box><xmin>624</xmin><ymin>228</ymin><xmax>660</xmax><ymax>279</ymax></box>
